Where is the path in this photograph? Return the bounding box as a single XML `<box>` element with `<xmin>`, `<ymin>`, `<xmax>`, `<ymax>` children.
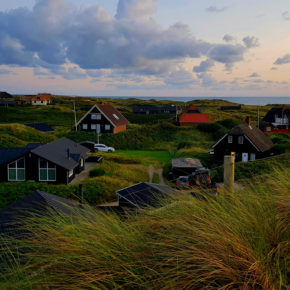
<box><xmin>148</xmin><ymin>165</ymin><xmax>165</xmax><ymax>185</ymax></box>
<box><xmin>69</xmin><ymin>162</ymin><xmax>98</xmax><ymax>185</ymax></box>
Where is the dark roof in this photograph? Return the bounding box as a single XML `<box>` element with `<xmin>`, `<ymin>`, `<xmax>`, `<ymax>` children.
<box><xmin>97</xmin><ymin>104</ymin><xmax>129</xmax><ymax>127</ymax></box>
<box><xmin>221</xmin><ymin>105</ymin><xmax>241</xmax><ymax>111</ymax></box>
<box><xmin>0</xmin><ymin>91</ymin><xmax>13</xmax><ymax>99</ymax></box>
<box><xmin>0</xmin><ymin>190</ymin><xmax>79</xmax><ymax>234</ymax></box>
<box><xmin>117</xmin><ymin>182</ymin><xmax>177</xmax><ymax>209</ymax></box>
<box><xmin>31</xmin><ymin>138</ymin><xmax>89</xmax><ymax>170</ymax></box>
<box><xmin>172</xmin><ymin>158</ymin><xmax>203</xmax><ymax>168</ymax></box>
<box><xmin>0</xmin><ymin>100</ymin><xmax>15</xmax><ymax>106</ymax></box>
<box><xmin>0</xmin><ymin>144</ymin><xmax>41</xmax><ymax>165</ymax></box>
<box><xmin>230</xmin><ymin>124</ymin><xmax>273</xmax><ymax>152</ymax></box>
<box><xmin>263</xmin><ymin>107</ymin><xmax>290</xmax><ymax>123</ymax></box>
<box><xmin>25</xmin><ymin>123</ymin><xmax>54</xmax><ymax>132</ymax></box>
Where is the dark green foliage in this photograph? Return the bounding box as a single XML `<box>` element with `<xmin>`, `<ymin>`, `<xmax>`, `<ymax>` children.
<box><xmin>89</xmin><ymin>168</ymin><xmax>105</xmax><ymax>177</ymax></box>
<box><xmin>211</xmin><ymin>154</ymin><xmax>290</xmax><ymax>183</ymax></box>
<box><xmin>197</xmin><ymin>123</ymin><xmax>228</xmax><ymax>140</ymax></box>
<box><xmin>216</xmin><ymin>119</ymin><xmax>240</xmax><ymax>129</ymax></box>
<box><xmin>0</xmin><ymin>181</ymin><xmax>106</xmax><ymax>210</ymax></box>
<box><xmin>82</xmin><ymin>183</ymin><xmax>106</xmax><ymax>203</ymax></box>
<box><xmin>65</xmin><ymin>122</ymin><xmax>179</xmax><ymax>150</ymax></box>
<box><xmin>123</xmin><ymin>113</ymin><xmax>174</xmax><ymax>124</ymax></box>
<box><xmin>177</xmin><ymin>141</ymin><xmax>195</xmax><ymax>150</ymax></box>
<box><xmin>270</xmin><ymin>133</ymin><xmax>290</xmax><ymax>154</ymax></box>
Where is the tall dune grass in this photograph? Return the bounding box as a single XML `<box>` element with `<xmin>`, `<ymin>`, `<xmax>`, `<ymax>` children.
<box><xmin>0</xmin><ymin>169</ymin><xmax>289</xmax><ymax>289</ymax></box>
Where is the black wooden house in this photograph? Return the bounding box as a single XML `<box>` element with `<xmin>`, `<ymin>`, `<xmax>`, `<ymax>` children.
<box><xmin>76</xmin><ymin>104</ymin><xmax>129</xmax><ymax>134</ymax></box>
<box><xmin>133</xmin><ymin>105</ymin><xmax>178</xmax><ymax>115</ymax></box>
<box><xmin>0</xmin><ymin>138</ymin><xmax>89</xmax><ymax>184</ymax></box>
<box><xmin>212</xmin><ymin>118</ymin><xmax>274</xmax><ymax>162</ymax></box>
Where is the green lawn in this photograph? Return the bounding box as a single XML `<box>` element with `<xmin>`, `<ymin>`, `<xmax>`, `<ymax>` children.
<box><xmin>115</xmin><ymin>150</ymin><xmax>174</xmax><ymax>166</ymax></box>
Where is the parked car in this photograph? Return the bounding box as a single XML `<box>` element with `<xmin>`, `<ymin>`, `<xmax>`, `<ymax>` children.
<box><xmin>176</xmin><ymin>176</ymin><xmax>191</xmax><ymax>187</ymax></box>
<box><xmin>94</xmin><ymin>144</ymin><xmax>115</xmax><ymax>153</ymax></box>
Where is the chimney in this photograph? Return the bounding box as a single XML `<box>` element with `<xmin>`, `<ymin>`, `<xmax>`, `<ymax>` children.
<box><xmin>245</xmin><ymin>116</ymin><xmax>251</xmax><ymax>127</ymax></box>
<box><xmin>67</xmin><ymin>148</ymin><xmax>70</xmax><ymax>159</ymax></box>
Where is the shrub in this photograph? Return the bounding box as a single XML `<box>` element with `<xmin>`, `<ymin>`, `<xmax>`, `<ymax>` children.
<box><xmin>89</xmin><ymin>168</ymin><xmax>105</xmax><ymax>177</ymax></box>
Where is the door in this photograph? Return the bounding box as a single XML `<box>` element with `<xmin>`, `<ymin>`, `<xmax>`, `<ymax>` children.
<box><xmin>96</xmin><ymin>124</ymin><xmax>101</xmax><ymax>134</ymax></box>
<box><xmin>242</xmin><ymin>153</ymin><xmax>248</xmax><ymax>162</ymax></box>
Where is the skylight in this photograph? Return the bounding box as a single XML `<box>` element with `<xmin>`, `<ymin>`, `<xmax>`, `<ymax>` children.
<box><xmin>113</xmin><ymin>114</ymin><xmax>119</xmax><ymax>120</ymax></box>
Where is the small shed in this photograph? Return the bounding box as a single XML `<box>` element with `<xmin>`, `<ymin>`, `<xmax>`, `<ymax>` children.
<box><xmin>25</xmin><ymin>123</ymin><xmax>54</xmax><ymax>133</ymax></box>
<box><xmin>171</xmin><ymin>158</ymin><xmax>203</xmax><ymax>178</ymax></box>
<box><xmin>117</xmin><ymin>182</ymin><xmax>177</xmax><ymax>209</ymax></box>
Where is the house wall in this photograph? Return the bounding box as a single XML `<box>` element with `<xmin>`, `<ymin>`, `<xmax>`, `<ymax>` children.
<box><xmin>113</xmin><ymin>125</ymin><xmax>127</xmax><ymax>134</ymax></box>
<box><xmin>78</xmin><ymin>107</ymin><xmax>115</xmax><ymax>134</ymax></box>
<box><xmin>213</xmin><ymin>134</ymin><xmax>269</xmax><ymax>162</ymax></box>
<box><xmin>32</xmin><ymin>100</ymin><xmax>49</xmax><ymax>105</ymax></box>
<box><xmin>0</xmin><ymin>154</ymin><xmax>84</xmax><ymax>184</ymax></box>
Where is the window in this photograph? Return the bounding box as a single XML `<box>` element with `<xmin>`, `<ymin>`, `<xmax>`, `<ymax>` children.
<box><xmin>238</xmin><ymin>136</ymin><xmax>244</xmax><ymax>144</ymax></box>
<box><xmin>113</xmin><ymin>114</ymin><xmax>119</xmax><ymax>120</ymax></box>
<box><xmin>105</xmin><ymin>124</ymin><xmax>111</xmax><ymax>130</ymax></box>
<box><xmin>228</xmin><ymin>136</ymin><xmax>233</xmax><ymax>144</ymax></box>
<box><xmin>91</xmin><ymin>114</ymin><xmax>101</xmax><ymax>120</ymax></box>
<box><xmin>91</xmin><ymin>124</ymin><xmax>97</xmax><ymax>130</ymax></box>
<box><xmin>82</xmin><ymin>124</ymin><xmax>88</xmax><ymax>130</ymax></box>
<box><xmin>39</xmin><ymin>158</ymin><xmax>56</xmax><ymax>181</ymax></box>
<box><xmin>266</xmin><ymin>126</ymin><xmax>271</xmax><ymax>132</ymax></box>
<box><xmin>8</xmin><ymin>158</ymin><xmax>25</xmax><ymax>181</ymax></box>
<box><xmin>250</xmin><ymin>153</ymin><xmax>256</xmax><ymax>161</ymax></box>
<box><xmin>69</xmin><ymin>170</ymin><xmax>74</xmax><ymax>178</ymax></box>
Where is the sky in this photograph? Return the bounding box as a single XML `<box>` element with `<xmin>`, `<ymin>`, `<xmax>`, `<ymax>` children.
<box><xmin>0</xmin><ymin>0</ymin><xmax>289</xmax><ymax>97</ymax></box>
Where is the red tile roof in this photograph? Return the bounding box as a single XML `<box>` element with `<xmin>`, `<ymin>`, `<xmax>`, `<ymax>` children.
<box><xmin>97</xmin><ymin>104</ymin><xmax>129</xmax><ymax>127</ymax></box>
<box><xmin>187</xmin><ymin>105</ymin><xmax>199</xmax><ymax>111</ymax></box>
<box><xmin>179</xmin><ymin>113</ymin><xmax>210</xmax><ymax>124</ymax></box>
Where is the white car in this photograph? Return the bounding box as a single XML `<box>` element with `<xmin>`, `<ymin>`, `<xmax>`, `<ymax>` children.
<box><xmin>94</xmin><ymin>144</ymin><xmax>115</xmax><ymax>153</ymax></box>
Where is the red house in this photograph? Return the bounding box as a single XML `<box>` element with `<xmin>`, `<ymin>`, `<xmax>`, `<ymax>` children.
<box><xmin>179</xmin><ymin>105</ymin><xmax>210</xmax><ymax>126</ymax></box>
<box><xmin>260</xmin><ymin>107</ymin><xmax>290</xmax><ymax>133</ymax></box>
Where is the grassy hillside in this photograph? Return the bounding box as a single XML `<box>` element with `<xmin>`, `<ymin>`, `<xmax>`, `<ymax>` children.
<box><xmin>0</xmin><ymin>167</ymin><xmax>289</xmax><ymax>289</ymax></box>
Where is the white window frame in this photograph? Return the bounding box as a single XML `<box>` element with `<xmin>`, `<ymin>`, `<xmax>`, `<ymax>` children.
<box><xmin>105</xmin><ymin>124</ymin><xmax>111</xmax><ymax>130</ymax></box>
<box><xmin>238</xmin><ymin>136</ymin><xmax>244</xmax><ymax>144</ymax></box>
<box><xmin>228</xmin><ymin>136</ymin><xmax>233</xmax><ymax>144</ymax></box>
<box><xmin>91</xmin><ymin>124</ymin><xmax>97</xmax><ymax>130</ymax></box>
<box><xmin>8</xmin><ymin>158</ymin><xmax>25</xmax><ymax>181</ymax></box>
<box><xmin>39</xmin><ymin>158</ymin><xmax>56</xmax><ymax>182</ymax></box>
<box><xmin>82</xmin><ymin>123</ymin><xmax>88</xmax><ymax>130</ymax></box>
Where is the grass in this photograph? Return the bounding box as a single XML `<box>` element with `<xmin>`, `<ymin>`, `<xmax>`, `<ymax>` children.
<box><xmin>0</xmin><ymin>167</ymin><xmax>289</xmax><ymax>289</ymax></box>
<box><xmin>83</xmin><ymin>155</ymin><xmax>150</xmax><ymax>201</ymax></box>
<box><xmin>116</xmin><ymin>150</ymin><xmax>174</xmax><ymax>166</ymax></box>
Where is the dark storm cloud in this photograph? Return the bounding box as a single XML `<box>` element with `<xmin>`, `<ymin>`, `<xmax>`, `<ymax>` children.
<box><xmin>274</xmin><ymin>54</ymin><xmax>290</xmax><ymax>65</ymax></box>
<box><xmin>0</xmin><ymin>0</ymin><xmax>258</xmax><ymax>79</ymax></box>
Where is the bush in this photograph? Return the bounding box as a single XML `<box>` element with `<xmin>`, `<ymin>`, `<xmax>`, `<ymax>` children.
<box><xmin>177</xmin><ymin>141</ymin><xmax>195</xmax><ymax>150</ymax></box>
<box><xmin>89</xmin><ymin>168</ymin><xmax>105</xmax><ymax>177</ymax></box>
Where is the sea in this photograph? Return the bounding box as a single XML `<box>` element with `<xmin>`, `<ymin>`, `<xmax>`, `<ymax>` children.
<box><xmin>102</xmin><ymin>96</ymin><xmax>290</xmax><ymax>106</ymax></box>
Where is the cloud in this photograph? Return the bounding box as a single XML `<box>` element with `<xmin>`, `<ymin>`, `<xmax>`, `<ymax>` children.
<box><xmin>0</xmin><ymin>68</ymin><xmax>16</xmax><ymax>75</ymax></box>
<box><xmin>274</xmin><ymin>54</ymin><xmax>290</xmax><ymax>65</ymax></box>
<box><xmin>282</xmin><ymin>11</ymin><xmax>290</xmax><ymax>21</ymax></box>
<box><xmin>249</xmin><ymin>72</ymin><xmax>260</xmax><ymax>78</ymax></box>
<box><xmin>193</xmin><ymin>59</ymin><xmax>214</xmax><ymax>73</ymax></box>
<box><xmin>0</xmin><ymin>0</ymin><xmax>258</xmax><ymax>79</ymax></box>
<box><xmin>243</xmin><ymin>36</ymin><xmax>259</xmax><ymax>48</ymax></box>
<box><xmin>223</xmin><ymin>34</ymin><xmax>235</xmax><ymax>42</ymax></box>
<box><xmin>206</xmin><ymin>6</ymin><xmax>228</xmax><ymax>13</ymax></box>
<box><xmin>165</xmin><ymin>70</ymin><xmax>195</xmax><ymax>86</ymax></box>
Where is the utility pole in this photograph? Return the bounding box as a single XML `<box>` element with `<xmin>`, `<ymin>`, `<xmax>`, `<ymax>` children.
<box><xmin>257</xmin><ymin>106</ymin><xmax>260</xmax><ymax>129</ymax></box>
<box><xmin>73</xmin><ymin>101</ymin><xmax>77</xmax><ymax>131</ymax></box>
